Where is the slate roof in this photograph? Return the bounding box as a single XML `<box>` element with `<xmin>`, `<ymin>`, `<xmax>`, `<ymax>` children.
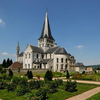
<box><xmin>75</xmin><ymin>63</ymin><xmax>84</xmax><ymax>67</ymax></box>
<box><xmin>42</xmin><ymin>59</ymin><xmax>51</xmax><ymax>64</ymax></box>
<box><xmin>19</xmin><ymin>52</ymin><xmax>24</xmax><ymax>57</ymax></box>
<box><xmin>38</xmin><ymin>12</ymin><xmax>55</xmax><ymax>41</ymax></box>
<box><xmin>45</xmin><ymin>46</ymin><xmax>59</xmax><ymax>53</ymax></box>
<box><xmin>30</xmin><ymin>45</ymin><xmax>44</xmax><ymax>53</ymax></box>
<box><xmin>55</xmin><ymin>47</ymin><xmax>68</xmax><ymax>54</ymax></box>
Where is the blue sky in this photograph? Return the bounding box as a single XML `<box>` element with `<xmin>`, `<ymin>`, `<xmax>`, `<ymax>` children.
<box><xmin>0</xmin><ymin>0</ymin><xmax>100</xmax><ymax>65</ymax></box>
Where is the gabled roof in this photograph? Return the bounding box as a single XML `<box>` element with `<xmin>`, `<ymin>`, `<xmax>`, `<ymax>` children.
<box><xmin>30</xmin><ymin>45</ymin><xmax>44</xmax><ymax>53</ymax></box>
<box><xmin>45</xmin><ymin>46</ymin><xmax>59</xmax><ymax>53</ymax></box>
<box><xmin>19</xmin><ymin>52</ymin><xmax>23</xmax><ymax>57</ymax></box>
<box><xmin>38</xmin><ymin>12</ymin><xmax>55</xmax><ymax>41</ymax></box>
<box><xmin>55</xmin><ymin>47</ymin><xmax>68</xmax><ymax>54</ymax></box>
<box><xmin>8</xmin><ymin>62</ymin><xmax>23</xmax><ymax>69</ymax></box>
<box><xmin>75</xmin><ymin>63</ymin><xmax>84</xmax><ymax>67</ymax></box>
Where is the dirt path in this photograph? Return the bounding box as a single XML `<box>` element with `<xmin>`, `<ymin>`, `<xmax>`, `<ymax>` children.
<box><xmin>66</xmin><ymin>86</ymin><xmax>100</xmax><ymax>100</ymax></box>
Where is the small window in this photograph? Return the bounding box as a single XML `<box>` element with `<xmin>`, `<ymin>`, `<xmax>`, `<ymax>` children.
<box><xmin>25</xmin><ymin>54</ymin><xmax>27</xmax><ymax>59</ymax></box>
<box><xmin>65</xmin><ymin>64</ymin><xmax>67</xmax><ymax>69</ymax></box>
<box><xmin>57</xmin><ymin>58</ymin><xmax>59</xmax><ymax>63</ymax></box>
<box><xmin>61</xmin><ymin>58</ymin><xmax>63</xmax><ymax>63</ymax></box>
<box><xmin>42</xmin><ymin>55</ymin><xmax>44</xmax><ymax>59</ymax></box>
<box><xmin>57</xmin><ymin>64</ymin><xmax>58</xmax><ymax>70</ymax></box>
<box><xmin>25</xmin><ymin>64</ymin><xmax>27</xmax><ymax>68</ymax></box>
<box><xmin>28</xmin><ymin>64</ymin><xmax>30</xmax><ymax>69</ymax></box>
<box><xmin>66</xmin><ymin>58</ymin><xmax>67</xmax><ymax>63</ymax></box>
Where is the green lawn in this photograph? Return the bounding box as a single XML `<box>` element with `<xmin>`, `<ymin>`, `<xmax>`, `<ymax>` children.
<box><xmin>0</xmin><ymin>90</ymin><xmax>28</xmax><ymax>100</ymax></box>
<box><xmin>48</xmin><ymin>84</ymin><xmax>96</xmax><ymax>100</ymax></box>
<box><xmin>87</xmin><ymin>92</ymin><xmax>100</xmax><ymax>100</ymax></box>
<box><xmin>0</xmin><ymin>84</ymin><xmax>97</xmax><ymax>100</ymax></box>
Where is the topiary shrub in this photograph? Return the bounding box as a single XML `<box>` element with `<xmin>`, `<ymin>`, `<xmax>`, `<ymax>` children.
<box><xmin>2</xmin><ymin>73</ymin><xmax>7</xmax><ymax>80</ymax></box>
<box><xmin>27</xmin><ymin>70</ymin><xmax>33</xmax><ymax>79</ymax></box>
<box><xmin>8</xmin><ymin>69</ymin><xmax>13</xmax><ymax>78</ymax></box>
<box><xmin>0</xmin><ymin>80</ymin><xmax>7</xmax><ymax>89</ymax></box>
<box><xmin>44</xmin><ymin>70</ymin><xmax>53</xmax><ymax>81</ymax></box>
<box><xmin>66</xmin><ymin>70</ymin><xmax>70</xmax><ymax>79</ymax></box>
<box><xmin>6</xmin><ymin>83</ymin><xmax>16</xmax><ymax>92</ymax></box>
<box><xmin>54</xmin><ymin>79</ymin><xmax>63</xmax><ymax>86</ymax></box>
<box><xmin>12</xmin><ymin>76</ymin><xmax>20</xmax><ymax>84</ymax></box>
<box><xmin>47</xmin><ymin>81</ymin><xmax>58</xmax><ymax>94</ymax></box>
<box><xmin>65</xmin><ymin>79</ymin><xmax>77</xmax><ymax>92</ymax></box>
<box><xmin>35</xmin><ymin>87</ymin><xmax>47</xmax><ymax>100</ymax></box>
<box><xmin>16</xmin><ymin>86</ymin><xmax>30</xmax><ymax>96</ymax></box>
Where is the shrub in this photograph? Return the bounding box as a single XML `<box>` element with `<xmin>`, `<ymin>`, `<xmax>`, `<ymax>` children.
<box><xmin>16</xmin><ymin>86</ymin><xmax>30</xmax><ymax>96</ymax></box>
<box><xmin>0</xmin><ymin>80</ymin><xmax>7</xmax><ymax>89</ymax></box>
<box><xmin>2</xmin><ymin>73</ymin><xmax>7</xmax><ymax>79</ymax></box>
<box><xmin>54</xmin><ymin>79</ymin><xmax>63</xmax><ymax>86</ymax></box>
<box><xmin>1</xmin><ymin>69</ymin><xmax>6</xmax><ymax>74</ymax></box>
<box><xmin>35</xmin><ymin>88</ymin><xmax>47</xmax><ymax>100</ymax></box>
<box><xmin>8</xmin><ymin>69</ymin><xmax>13</xmax><ymax>78</ymax></box>
<box><xmin>66</xmin><ymin>70</ymin><xmax>70</xmax><ymax>79</ymax></box>
<box><xmin>72</xmin><ymin>73</ymin><xmax>81</xmax><ymax>80</ymax></box>
<box><xmin>82</xmin><ymin>71</ymin><xmax>85</xmax><ymax>74</ymax></box>
<box><xmin>47</xmin><ymin>81</ymin><xmax>58</xmax><ymax>94</ymax></box>
<box><xmin>65</xmin><ymin>79</ymin><xmax>77</xmax><ymax>92</ymax></box>
<box><xmin>44</xmin><ymin>70</ymin><xmax>53</xmax><ymax>81</ymax></box>
<box><xmin>28</xmin><ymin>71</ymin><xmax>33</xmax><ymax>79</ymax></box>
<box><xmin>12</xmin><ymin>76</ymin><xmax>20</xmax><ymax>84</ymax></box>
<box><xmin>53</xmin><ymin>72</ymin><xmax>62</xmax><ymax>77</ymax></box>
<box><xmin>6</xmin><ymin>83</ymin><xmax>16</xmax><ymax>92</ymax></box>
<box><xmin>6</xmin><ymin>76</ymin><xmax>11</xmax><ymax>80</ymax></box>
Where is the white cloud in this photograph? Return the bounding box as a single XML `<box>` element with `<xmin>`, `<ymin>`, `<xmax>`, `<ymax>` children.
<box><xmin>2</xmin><ymin>52</ymin><xmax>9</xmax><ymax>55</ymax></box>
<box><xmin>2</xmin><ymin>52</ymin><xmax>16</xmax><ymax>56</ymax></box>
<box><xmin>0</xmin><ymin>19</ymin><xmax>2</xmax><ymax>23</ymax></box>
<box><xmin>0</xmin><ymin>18</ymin><xmax>5</xmax><ymax>25</ymax></box>
<box><xmin>75</xmin><ymin>45</ymin><xmax>84</xmax><ymax>49</ymax></box>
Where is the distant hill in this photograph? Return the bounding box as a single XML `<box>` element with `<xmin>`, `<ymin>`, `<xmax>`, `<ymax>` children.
<box><xmin>86</xmin><ymin>64</ymin><xmax>100</xmax><ymax>68</ymax></box>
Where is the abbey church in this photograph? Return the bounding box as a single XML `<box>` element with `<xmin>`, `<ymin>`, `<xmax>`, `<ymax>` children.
<box><xmin>16</xmin><ymin>12</ymin><xmax>76</xmax><ymax>72</ymax></box>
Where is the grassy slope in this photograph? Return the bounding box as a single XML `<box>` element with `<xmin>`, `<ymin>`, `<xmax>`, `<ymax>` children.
<box><xmin>0</xmin><ymin>90</ymin><xmax>28</xmax><ymax>100</ymax></box>
<box><xmin>87</xmin><ymin>92</ymin><xmax>100</xmax><ymax>100</ymax></box>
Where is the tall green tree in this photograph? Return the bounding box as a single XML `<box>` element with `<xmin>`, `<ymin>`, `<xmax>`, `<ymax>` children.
<box><xmin>2</xmin><ymin>59</ymin><xmax>6</xmax><ymax>68</ymax></box>
<box><xmin>66</xmin><ymin>70</ymin><xmax>70</xmax><ymax>79</ymax></box>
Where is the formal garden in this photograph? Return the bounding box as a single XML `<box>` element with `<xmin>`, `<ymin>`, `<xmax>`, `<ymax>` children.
<box><xmin>0</xmin><ymin>68</ymin><xmax>99</xmax><ymax>100</ymax></box>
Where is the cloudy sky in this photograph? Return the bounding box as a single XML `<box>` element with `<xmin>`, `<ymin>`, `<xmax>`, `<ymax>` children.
<box><xmin>0</xmin><ymin>0</ymin><xmax>100</xmax><ymax>65</ymax></box>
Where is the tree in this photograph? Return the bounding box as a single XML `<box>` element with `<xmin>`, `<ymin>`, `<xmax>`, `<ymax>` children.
<box><xmin>27</xmin><ymin>70</ymin><xmax>33</xmax><ymax>79</ymax></box>
<box><xmin>44</xmin><ymin>70</ymin><xmax>53</xmax><ymax>81</ymax></box>
<box><xmin>18</xmin><ymin>68</ymin><xmax>20</xmax><ymax>73</ymax></box>
<box><xmin>66</xmin><ymin>70</ymin><xmax>70</xmax><ymax>79</ymax></box>
<box><xmin>2</xmin><ymin>59</ymin><xmax>6</xmax><ymax>68</ymax></box>
<box><xmin>8</xmin><ymin>69</ymin><xmax>13</xmax><ymax>78</ymax></box>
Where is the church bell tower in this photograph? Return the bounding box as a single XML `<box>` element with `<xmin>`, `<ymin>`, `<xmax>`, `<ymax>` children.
<box><xmin>16</xmin><ymin>42</ymin><xmax>20</xmax><ymax>61</ymax></box>
<box><xmin>38</xmin><ymin>12</ymin><xmax>57</xmax><ymax>52</ymax></box>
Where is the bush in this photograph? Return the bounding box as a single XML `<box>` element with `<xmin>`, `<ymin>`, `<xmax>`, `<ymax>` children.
<box><xmin>53</xmin><ymin>72</ymin><xmax>62</xmax><ymax>77</ymax></box>
<box><xmin>66</xmin><ymin>70</ymin><xmax>70</xmax><ymax>79</ymax></box>
<box><xmin>6</xmin><ymin>83</ymin><xmax>16</xmax><ymax>92</ymax></box>
<box><xmin>8</xmin><ymin>69</ymin><xmax>13</xmax><ymax>78</ymax></box>
<box><xmin>72</xmin><ymin>73</ymin><xmax>81</xmax><ymax>80</ymax></box>
<box><xmin>16</xmin><ymin>86</ymin><xmax>30</xmax><ymax>96</ymax></box>
<box><xmin>82</xmin><ymin>71</ymin><xmax>85</xmax><ymax>74</ymax></box>
<box><xmin>54</xmin><ymin>79</ymin><xmax>63</xmax><ymax>86</ymax></box>
<box><xmin>44</xmin><ymin>70</ymin><xmax>53</xmax><ymax>81</ymax></box>
<box><xmin>1</xmin><ymin>69</ymin><xmax>6</xmax><ymax>74</ymax></box>
<box><xmin>0</xmin><ymin>80</ymin><xmax>7</xmax><ymax>89</ymax></box>
<box><xmin>35</xmin><ymin>88</ymin><xmax>47</xmax><ymax>100</ymax></box>
<box><xmin>18</xmin><ymin>68</ymin><xmax>20</xmax><ymax>73</ymax></box>
<box><xmin>47</xmin><ymin>81</ymin><xmax>58</xmax><ymax>94</ymax></box>
<box><xmin>27</xmin><ymin>70</ymin><xmax>33</xmax><ymax>79</ymax></box>
<box><xmin>6</xmin><ymin>76</ymin><xmax>11</xmax><ymax>80</ymax></box>
<box><xmin>12</xmin><ymin>76</ymin><xmax>20</xmax><ymax>84</ymax></box>
<box><xmin>65</xmin><ymin>79</ymin><xmax>77</xmax><ymax>92</ymax></box>
<box><xmin>2</xmin><ymin>73</ymin><xmax>7</xmax><ymax>79</ymax></box>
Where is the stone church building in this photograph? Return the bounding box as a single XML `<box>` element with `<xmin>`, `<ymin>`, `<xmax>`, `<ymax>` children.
<box><xmin>16</xmin><ymin>12</ymin><xmax>76</xmax><ymax>72</ymax></box>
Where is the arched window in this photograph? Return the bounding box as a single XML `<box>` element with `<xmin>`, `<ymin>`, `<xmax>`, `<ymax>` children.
<box><xmin>61</xmin><ymin>64</ymin><xmax>63</xmax><ymax>69</ymax></box>
<box><xmin>61</xmin><ymin>58</ymin><xmax>63</xmax><ymax>63</ymax></box>
<box><xmin>65</xmin><ymin>64</ymin><xmax>67</xmax><ymax>69</ymax></box>
<box><xmin>37</xmin><ymin>54</ymin><xmax>38</xmax><ymax>58</ymax></box>
<box><xmin>57</xmin><ymin>58</ymin><xmax>59</xmax><ymax>63</ymax></box>
<box><xmin>66</xmin><ymin>58</ymin><xmax>67</xmax><ymax>63</ymax></box>
<box><xmin>25</xmin><ymin>54</ymin><xmax>27</xmax><ymax>59</ymax></box>
<box><xmin>29</xmin><ymin>53</ymin><xmax>30</xmax><ymax>58</ymax></box>
<box><xmin>28</xmin><ymin>64</ymin><xmax>30</xmax><ymax>69</ymax></box>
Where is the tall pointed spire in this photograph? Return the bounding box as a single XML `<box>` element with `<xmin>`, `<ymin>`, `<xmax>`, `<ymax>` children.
<box><xmin>17</xmin><ymin>41</ymin><xmax>20</xmax><ymax>50</ymax></box>
<box><xmin>38</xmin><ymin>12</ymin><xmax>55</xmax><ymax>40</ymax></box>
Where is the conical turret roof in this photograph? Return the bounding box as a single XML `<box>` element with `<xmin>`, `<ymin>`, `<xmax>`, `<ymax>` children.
<box><xmin>38</xmin><ymin>12</ymin><xmax>55</xmax><ymax>40</ymax></box>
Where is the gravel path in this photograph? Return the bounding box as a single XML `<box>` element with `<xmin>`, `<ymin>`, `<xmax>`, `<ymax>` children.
<box><xmin>66</xmin><ymin>86</ymin><xmax>100</xmax><ymax>100</ymax></box>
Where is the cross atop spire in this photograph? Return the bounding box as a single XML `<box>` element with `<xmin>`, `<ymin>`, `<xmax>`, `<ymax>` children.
<box><xmin>38</xmin><ymin>12</ymin><xmax>55</xmax><ymax>40</ymax></box>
